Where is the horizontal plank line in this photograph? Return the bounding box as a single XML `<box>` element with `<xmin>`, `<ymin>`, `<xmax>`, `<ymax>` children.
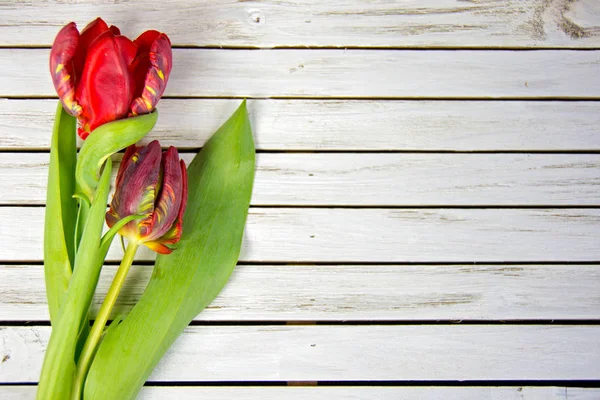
<box><xmin>148</xmin><ymin>380</ymin><xmax>600</xmax><ymax>387</ymax></box>
<box><xmin>3</xmin><ymin>45</ymin><xmax>600</xmax><ymax>51</ymax></box>
<box><xmin>6</xmin><ymin>149</ymin><xmax>600</xmax><ymax>155</ymax></box>
<box><xmin>3</xmin><ymin>260</ymin><xmax>600</xmax><ymax>267</ymax></box>
<box><xmin>4</xmin><ymin>96</ymin><xmax>600</xmax><ymax>102</ymax></box>
<box><xmin>4</xmin><ymin>95</ymin><xmax>600</xmax><ymax>101</ymax></box>
<box><xmin>247</xmin><ymin>205</ymin><xmax>600</xmax><ymax>210</ymax></box>
<box><xmin>2</xmin><ymin>380</ymin><xmax>599</xmax><ymax>387</ymax></box>
<box><xmin>5</xmin><ymin>204</ymin><xmax>600</xmax><ymax>209</ymax></box>
<box><xmin>3</xmin><ymin>320</ymin><xmax>600</xmax><ymax>327</ymax></box>
<box><xmin>251</xmin><ymin>150</ymin><xmax>600</xmax><ymax>154</ymax></box>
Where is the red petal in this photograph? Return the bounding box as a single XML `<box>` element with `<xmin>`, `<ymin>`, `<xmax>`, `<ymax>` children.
<box><xmin>109</xmin><ymin>25</ymin><xmax>121</xmax><ymax>36</ymax></box>
<box><xmin>144</xmin><ymin>241</ymin><xmax>173</xmax><ymax>254</ymax></box>
<box><xmin>115</xmin><ymin>144</ymin><xmax>139</xmax><ymax>190</ymax></box>
<box><xmin>130</xmin><ymin>33</ymin><xmax>172</xmax><ymax>115</ymax></box>
<box><xmin>152</xmin><ymin>160</ymin><xmax>187</xmax><ymax>248</ymax></box>
<box><xmin>49</xmin><ymin>22</ymin><xmax>82</xmax><ymax>117</ymax></box>
<box><xmin>134</xmin><ymin>30</ymin><xmax>162</xmax><ymax>55</ymax></box>
<box><xmin>72</xmin><ymin>18</ymin><xmax>111</xmax><ymax>82</ymax></box>
<box><xmin>77</xmin><ymin>127</ymin><xmax>89</xmax><ymax>140</ymax></box>
<box><xmin>178</xmin><ymin>159</ymin><xmax>188</xmax><ymax>224</ymax></box>
<box><xmin>108</xmin><ymin>141</ymin><xmax>162</xmax><ymax>230</ymax></box>
<box><xmin>141</xmin><ymin>146</ymin><xmax>183</xmax><ymax>241</ymax></box>
<box><xmin>129</xmin><ymin>30</ymin><xmax>162</xmax><ymax>98</ymax></box>
<box><xmin>75</xmin><ymin>30</ymin><xmax>137</xmax><ymax>133</ymax></box>
<box><xmin>105</xmin><ymin>209</ymin><xmax>119</xmax><ymax>229</ymax></box>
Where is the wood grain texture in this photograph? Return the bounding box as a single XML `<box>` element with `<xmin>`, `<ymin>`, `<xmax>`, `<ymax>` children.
<box><xmin>3</xmin><ymin>49</ymin><xmax>600</xmax><ymax>98</ymax></box>
<box><xmin>2</xmin><ymin>325</ymin><xmax>599</xmax><ymax>382</ymax></box>
<box><xmin>4</xmin><ymin>386</ymin><xmax>600</xmax><ymax>400</ymax></box>
<box><xmin>1</xmin><ymin>264</ymin><xmax>599</xmax><ymax>322</ymax></box>
<box><xmin>2</xmin><ymin>207</ymin><xmax>600</xmax><ymax>263</ymax></box>
<box><xmin>2</xmin><ymin>99</ymin><xmax>600</xmax><ymax>151</ymax></box>
<box><xmin>3</xmin><ymin>153</ymin><xmax>600</xmax><ymax>206</ymax></box>
<box><xmin>1</xmin><ymin>0</ymin><xmax>599</xmax><ymax>48</ymax></box>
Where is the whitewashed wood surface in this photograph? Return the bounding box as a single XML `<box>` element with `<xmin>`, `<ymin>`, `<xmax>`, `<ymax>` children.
<box><xmin>3</xmin><ymin>207</ymin><xmax>600</xmax><ymax>262</ymax></box>
<box><xmin>1</xmin><ymin>264</ymin><xmax>599</xmax><ymax>321</ymax></box>
<box><xmin>3</xmin><ymin>325</ymin><xmax>600</xmax><ymax>381</ymax></box>
<box><xmin>1</xmin><ymin>0</ymin><xmax>599</xmax><ymax>48</ymax></box>
<box><xmin>4</xmin><ymin>49</ymin><xmax>600</xmax><ymax>98</ymax></box>
<box><xmin>1</xmin><ymin>0</ymin><xmax>600</xmax><ymax>398</ymax></box>
<box><xmin>4</xmin><ymin>387</ymin><xmax>600</xmax><ymax>400</ymax></box>
<box><xmin>2</xmin><ymin>153</ymin><xmax>600</xmax><ymax>206</ymax></box>
<box><xmin>2</xmin><ymin>99</ymin><xmax>600</xmax><ymax>151</ymax></box>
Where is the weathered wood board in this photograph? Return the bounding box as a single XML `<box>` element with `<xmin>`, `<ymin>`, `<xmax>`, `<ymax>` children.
<box><xmin>2</xmin><ymin>99</ymin><xmax>599</xmax><ymax>151</ymax></box>
<box><xmin>2</xmin><ymin>325</ymin><xmax>599</xmax><ymax>382</ymax></box>
<box><xmin>3</xmin><ymin>386</ymin><xmax>600</xmax><ymax>400</ymax></box>
<box><xmin>1</xmin><ymin>0</ymin><xmax>599</xmax><ymax>48</ymax></box>
<box><xmin>2</xmin><ymin>207</ymin><xmax>600</xmax><ymax>262</ymax></box>
<box><xmin>2</xmin><ymin>50</ymin><xmax>600</xmax><ymax>98</ymax></box>
<box><xmin>1</xmin><ymin>264</ymin><xmax>599</xmax><ymax>321</ymax></box>
<box><xmin>2</xmin><ymin>153</ymin><xmax>600</xmax><ymax>206</ymax></box>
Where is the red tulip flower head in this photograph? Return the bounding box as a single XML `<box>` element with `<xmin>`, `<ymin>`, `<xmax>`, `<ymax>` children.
<box><xmin>106</xmin><ymin>141</ymin><xmax>187</xmax><ymax>254</ymax></box>
<box><xmin>50</xmin><ymin>18</ymin><xmax>172</xmax><ymax>139</ymax></box>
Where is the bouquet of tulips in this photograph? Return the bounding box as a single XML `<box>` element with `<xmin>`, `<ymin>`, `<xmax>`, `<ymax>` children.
<box><xmin>36</xmin><ymin>18</ymin><xmax>255</xmax><ymax>400</ymax></box>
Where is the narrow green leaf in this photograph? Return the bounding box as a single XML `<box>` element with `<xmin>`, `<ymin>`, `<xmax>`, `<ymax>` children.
<box><xmin>44</xmin><ymin>102</ymin><xmax>77</xmax><ymax>325</ymax></box>
<box><xmin>84</xmin><ymin>100</ymin><xmax>255</xmax><ymax>400</ymax></box>
<box><xmin>37</xmin><ymin>159</ymin><xmax>113</xmax><ymax>400</ymax></box>
<box><xmin>75</xmin><ymin>110</ymin><xmax>158</xmax><ymax>203</ymax></box>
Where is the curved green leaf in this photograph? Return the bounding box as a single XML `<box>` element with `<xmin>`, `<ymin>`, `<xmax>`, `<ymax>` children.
<box><xmin>75</xmin><ymin>110</ymin><xmax>158</xmax><ymax>203</ymax></box>
<box><xmin>99</xmin><ymin>214</ymin><xmax>144</xmax><ymax>260</ymax></box>
<box><xmin>84</xmin><ymin>100</ymin><xmax>255</xmax><ymax>400</ymax></box>
<box><xmin>44</xmin><ymin>102</ymin><xmax>77</xmax><ymax>324</ymax></box>
<box><xmin>37</xmin><ymin>159</ymin><xmax>113</xmax><ymax>400</ymax></box>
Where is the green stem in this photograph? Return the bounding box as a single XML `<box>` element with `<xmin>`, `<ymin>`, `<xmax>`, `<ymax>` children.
<box><xmin>71</xmin><ymin>241</ymin><xmax>140</xmax><ymax>400</ymax></box>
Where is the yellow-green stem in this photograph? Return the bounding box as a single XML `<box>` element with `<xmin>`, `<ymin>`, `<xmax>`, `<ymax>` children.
<box><xmin>71</xmin><ymin>241</ymin><xmax>139</xmax><ymax>400</ymax></box>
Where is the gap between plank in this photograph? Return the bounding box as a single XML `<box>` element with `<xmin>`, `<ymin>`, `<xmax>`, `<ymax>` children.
<box><xmin>2</xmin><ymin>320</ymin><xmax>600</xmax><ymax>327</ymax></box>
<box><xmin>4</xmin><ymin>149</ymin><xmax>600</xmax><ymax>154</ymax></box>
<box><xmin>3</xmin><ymin>260</ymin><xmax>600</xmax><ymax>266</ymax></box>
<box><xmin>2</xmin><ymin>45</ymin><xmax>600</xmax><ymax>51</ymax></box>
<box><xmin>3</xmin><ymin>95</ymin><xmax>600</xmax><ymax>101</ymax></box>
<box><xmin>1</xmin><ymin>380</ymin><xmax>599</xmax><ymax>387</ymax></box>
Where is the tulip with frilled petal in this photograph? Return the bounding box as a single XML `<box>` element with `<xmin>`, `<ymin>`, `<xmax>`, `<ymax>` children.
<box><xmin>49</xmin><ymin>18</ymin><xmax>172</xmax><ymax>139</ymax></box>
<box><xmin>106</xmin><ymin>141</ymin><xmax>187</xmax><ymax>254</ymax></box>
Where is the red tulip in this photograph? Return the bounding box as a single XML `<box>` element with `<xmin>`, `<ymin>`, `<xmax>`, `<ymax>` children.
<box><xmin>106</xmin><ymin>141</ymin><xmax>187</xmax><ymax>254</ymax></box>
<box><xmin>49</xmin><ymin>18</ymin><xmax>172</xmax><ymax>139</ymax></box>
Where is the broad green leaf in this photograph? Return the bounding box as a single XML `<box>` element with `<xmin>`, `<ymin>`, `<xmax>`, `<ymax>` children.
<box><xmin>84</xmin><ymin>100</ymin><xmax>255</xmax><ymax>400</ymax></box>
<box><xmin>37</xmin><ymin>159</ymin><xmax>113</xmax><ymax>400</ymax></box>
<box><xmin>44</xmin><ymin>102</ymin><xmax>77</xmax><ymax>325</ymax></box>
<box><xmin>75</xmin><ymin>110</ymin><xmax>158</xmax><ymax>203</ymax></box>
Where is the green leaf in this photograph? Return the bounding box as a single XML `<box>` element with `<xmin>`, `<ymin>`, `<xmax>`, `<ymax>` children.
<box><xmin>75</xmin><ymin>110</ymin><xmax>158</xmax><ymax>203</ymax></box>
<box><xmin>99</xmin><ymin>214</ymin><xmax>145</xmax><ymax>260</ymax></box>
<box><xmin>84</xmin><ymin>100</ymin><xmax>255</xmax><ymax>400</ymax></box>
<box><xmin>44</xmin><ymin>102</ymin><xmax>77</xmax><ymax>325</ymax></box>
<box><xmin>37</xmin><ymin>159</ymin><xmax>114</xmax><ymax>400</ymax></box>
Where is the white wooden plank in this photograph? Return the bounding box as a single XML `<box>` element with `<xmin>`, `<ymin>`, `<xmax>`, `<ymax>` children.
<box><xmin>2</xmin><ymin>99</ymin><xmax>599</xmax><ymax>151</ymax></box>
<box><xmin>1</xmin><ymin>325</ymin><xmax>599</xmax><ymax>382</ymax></box>
<box><xmin>1</xmin><ymin>264</ymin><xmax>599</xmax><ymax>321</ymax></box>
<box><xmin>1</xmin><ymin>0</ymin><xmax>599</xmax><ymax>48</ymax></box>
<box><xmin>3</xmin><ymin>153</ymin><xmax>600</xmax><ymax>206</ymax></box>
<box><xmin>2</xmin><ymin>208</ymin><xmax>599</xmax><ymax>262</ymax></box>
<box><xmin>3</xmin><ymin>49</ymin><xmax>600</xmax><ymax>98</ymax></box>
<box><xmin>4</xmin><ymin>386</ymin><xmax>600</xmax><ymax>400</ymax></box>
